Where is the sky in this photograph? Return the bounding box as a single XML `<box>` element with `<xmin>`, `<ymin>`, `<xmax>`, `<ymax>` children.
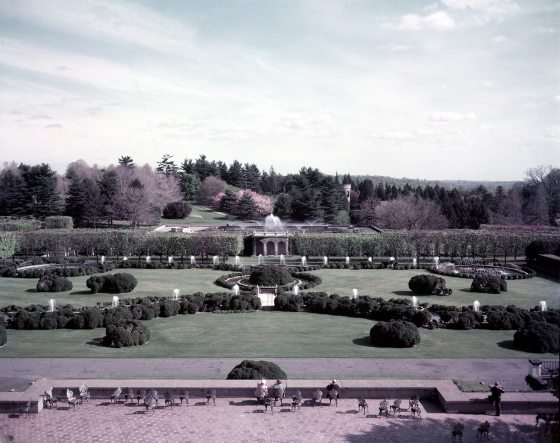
<box><xmin>0</xmin><ymin>0</ymin><xmax>559</xmax><ymax>181</ymax></box>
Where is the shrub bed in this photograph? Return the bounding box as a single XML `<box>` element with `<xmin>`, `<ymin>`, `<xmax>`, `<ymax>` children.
<box><xmin>408</xmin><ymin>274</ymin><xmax>451</xmax><ymax>295</ymax></box>
<box><xmin>86</xmin><ymin>273</ymin><xmax>138</xmax><ymax>294</ymax></box>
<box><xmin>36</xmin><ymin>275</ymin><xmax>73</xmax><ymax>292</ymax></box>
<box><xmin>249</xmin><ymin>266</ymin><xmax>293</xmax><ymax>286</ymax></box>
<box><xmin>370</xmin><ymin>320</ymin><xmax>420</xmax><ymax>348</ymax></box>
<box><xmin>471</xmin><ymin>275</ymin><xmax>507</xmax><ymax>294</ymax></box>
<box><xmin>226</xmin><ymin>360</ymin><xmax>287</xmax><ymax>380</ymax></box>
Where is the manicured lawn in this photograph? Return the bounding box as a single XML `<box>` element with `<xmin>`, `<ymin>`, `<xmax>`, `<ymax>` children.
<box><xmin>0</xmin><ymin>269</ymin><xmax>226</xmax><ymax>308</ymax></box>
<box><xmin>158</xmin><ymin>204</ymin><xmax>250</xmax><ymax>226</ymax></box>
<box><xmin>310</xmin><ymin>269</ymin><xmax>560</xmax><ymax>310</ymax></box>
<box><xmin>0</xmin><ymin>311</ymin><xmax>556</xmax><ymax>359</ymax></box>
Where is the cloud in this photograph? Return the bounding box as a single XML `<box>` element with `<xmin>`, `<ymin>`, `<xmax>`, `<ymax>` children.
<box><xmin>29</xmin><ymin>114</ymin><xmax>52</xmax><ymax>120</ymax></box>
<box><xmin>492</xmin><ymin>35</ymin><xmax>507</xmax><ymax>43</ymax></box>
<box><xmin>429</xmin><ymin>112</ymin><xmax>478</xmax><ymax>122</ymax></box>
<box><xmin>44</xmin><ymin>123</ymin><xmax>62</xmax><ymax>129</ymax></box>
<box><xmin>441</xmin><ymin>0</ymin><xmax>520</xmax><ymax>22</ymax></box>
<box><xmin>396</xmin><ymin>11</ymin><xmax>456</xmax><ymax>31</ymax></box>
<box><xmin>554</xmin><ymin>95</ymin><xmax>560</xmax><ymax>103</ymax></box>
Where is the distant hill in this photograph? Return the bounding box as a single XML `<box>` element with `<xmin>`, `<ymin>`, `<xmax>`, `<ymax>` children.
<box><xmin>353</xmin><ymin>175</ymin><xmax>517</xmax><ymax>192</ymax></box>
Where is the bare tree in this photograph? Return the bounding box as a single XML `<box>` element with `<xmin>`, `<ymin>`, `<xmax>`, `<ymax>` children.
<box><xmin>375</xmin><ymin>196</ymin><xmax>448</xmax><ymax>230</ymax></box>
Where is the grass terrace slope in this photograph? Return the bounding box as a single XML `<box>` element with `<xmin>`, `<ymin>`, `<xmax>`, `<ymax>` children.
<box><xmin>0</xmin><ymin>311</ymin><xmax>557</xmax><ymax>359</ymax></box>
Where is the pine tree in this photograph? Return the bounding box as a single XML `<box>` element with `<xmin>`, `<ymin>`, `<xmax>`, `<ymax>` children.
<box><xmin>19</xmin><ymin>163</ymin><xmax>62</xmax><ymax>217</ymax></box>
<box><xmin>228</xmin><ymin>160</ymin><xmax>244</xmax><ymax>188</ymax></box>
<box><xmin>65</xmin><ymin>178</ymin><xmax>87</xmax><ymax>226</ymax></box>
<box><xmin>234</xmin><ymin>193</ymin><xmax>259</xmax><ymax>220</ymax></box>
<box><xmin>98</xmin><ymin>169</ymin><xmax>119</xmax><ymax>225</ymax></box>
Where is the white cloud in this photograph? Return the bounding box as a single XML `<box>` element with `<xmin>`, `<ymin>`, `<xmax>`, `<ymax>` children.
<box><xmin>45</xmin><ymin>123</ymin><xmax>62</xmax><ymax>129</ymax></box>
<box><xmin>429</xmin><ymin>112</ymin><xmax>479</xmax><ymax>122</ymax></box>
<box><xmin>441</xmin><ymin>0</ymin><xmax>520</xmax><ymax>21</ymax></box>
<box><xmin>395</xmin><ymin>11</ymin><xmax>456</xmax><ymax>31</ymax></box>
<box><xmin>492</xmin><ymin>35</ymin><xmax>507</xmax><ymax>43</ymax></box>
<box><xmin>554</xmin><ymin>95</ymin><xmax>560</xmax><ymax>103</ymax></box>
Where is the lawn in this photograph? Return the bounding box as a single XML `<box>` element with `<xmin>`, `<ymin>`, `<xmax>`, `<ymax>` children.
<box><xmin>310</xmin><ymin>269</ymin><xmax>560</xmax><ymax>310</ymax></box>
<box><xmin>1</xmin><ymin>311</ymin><xmax>556</xmax><ymax>359</ymax></box>
<box><xmin>158</xmin><ymin>204</ymin><xmax>250</xmax><ymax>226</ymax></box>
<box><xmin>0</xmin><ymin>269</ymin><xmax>226</xmax><ymax>308</ymax></box>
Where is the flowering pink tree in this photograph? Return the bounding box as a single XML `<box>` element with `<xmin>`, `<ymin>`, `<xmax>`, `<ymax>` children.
<box><xmin>235</xmin><ymin>190</ymin><xmax>273</xmax><ymax>216</ymax></box>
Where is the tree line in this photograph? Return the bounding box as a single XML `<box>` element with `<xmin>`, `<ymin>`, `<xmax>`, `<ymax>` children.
<box><xmin>0</xmin><ymin>155</ymin><xmax>558</xmax><ymax>229</ymax></box>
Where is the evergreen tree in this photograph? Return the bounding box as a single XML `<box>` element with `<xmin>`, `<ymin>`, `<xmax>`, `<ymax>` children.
<box><xmin>82</xmin><ymin>178</ymin><xmax>104</xmax><ymax>227</ymax></box>
<box><xmin>98</xmin><ymin>169</ymin><xmax>119</xmax><ymax>226</ymax></box>
<box><xmin>65</xmin><ymin>178</ymin><xmax>87</xmax><ymax>226</ymax></box>
<box><xmin>19</xmin><ymin>163</ymin><xmax>62</xmax><ymax>217</ymax></box>
<box><xmin>118</xmin><ymin>156</ymin><xmax>135</xmax><ymax>168</ymax></box>
<box><xmin>273</xmin><ymin>193</ymin><xmax>292</xmax><ymax>218</ymax></box>
<box><xmin>0</xmin><ymin>169</ymin><xmax>26</xmax><ymax>216</ymax></box>
<box><xmin>234</xmin><ymin>193</ymin><xmax>259</xmax><ymax>220</ymax></box>
<box><xmin>219</xmin><ymin>189</ymin><xmax>238</xmax><ymax>214</ymax></box>
<box><xmin>358</xmin><ymin>179</ymin><xmax>375</xmax><ymax>202</ymax></box>
<box><xmin>320</xmin><ymin>177</ymin><xmax>339</xmax><ymax>223</ymax></box>
<box><xmin>179</xmin><ymin>173</ymin><xmax>201</xmax><ymax>201</ymax></box>
<box><xmin>156</xmin><ymin>154</ymin><xmax>178</xmax><ymax>176</ymax></box>
<box><xmin>244</xmin><ymin>163</ymin><xmax>261</xmax><ymax>192</ymax></box>
<box><xmin>228</xmin><ymin>160</ymin><xmax>244</xmax><ymax>188</ymax></box>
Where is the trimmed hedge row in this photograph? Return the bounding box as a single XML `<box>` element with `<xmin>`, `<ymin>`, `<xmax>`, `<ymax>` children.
<box><xmin>0</xmin><ymin>326</ymin><xmax>6</xmax><ymax>346</ymax></box>
<box><xmin>471</xmin><ymin>275</ymin><xmax>507</xmax><ymax>294</ymax></box>
<box><xmin>36</xmin><ymin>275</ymin><xmax>73</xmax><ymax>292</ymax></box>
<box><xmin>86</xmin><ymin>273</ymin><xmax>138</xmax><ymax>294</ymax></box>
<box><xmin>370</xmin><ymin>321</ymin><xmax>420</xmax><ymax>348</ymax></box>
<box><xmin>408</xmin><ymin>275</ymin><xmax>452</xmax><ymax>296</ymax></box>
<box><xmin>103</xmin><ymin>319</ymin><xmax>150</xmax><ymax>348</ymax></box>
<box><xmin>1</xmin><ymin>262</ymin><xmax>116</xmax><ymax>278</ymax></box>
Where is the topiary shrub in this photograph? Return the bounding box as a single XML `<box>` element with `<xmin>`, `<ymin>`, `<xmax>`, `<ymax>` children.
<box><xmin>86</xmin><ymin>273</ymin><xmax>137</xmax><ymax>293</ymax></box>
<box><xmin>102</xmin><ymin>319</ymin><xmax>150</xmax><ymax>348</ymax></box>
<box><xmin>448</xmin><ymin>312</ymin><xmax>478</xmax><ymax>330</ymax></box>
<box><xmin>162</xmin><ymin>201</ymin><xmax>192</xmax><ymax>219</ymax></box>
<box><xmin>226</xmin><ymin>360</ymin><xmax>287</xmax><ymax>380</ymax></box>
<box><xmin>513</xmin><ymin>322</ymin><xmax>560</xmax><ymax>353</ymax></box>
<box><xmin>160</xmin><ymin>300</ymin><xmax>180</xmax><ymax>317</ymax></box>
<box><xmin>249</xmin><ymin>266</ymin><xmax>293</xmax><ymax>286</ymax></box>
<box><xmin>36</xmin><ymin>275</ymin><xmax>73</xmax><ymax>292</ymax></box>
<box><xmin>82</xmin><ymin>307</ymin><xmax>104</xmax><ymax>329</ymax></box>
<box><xmin>408</xmin><ymin>274</ymin><xmax>451</xmax><ymax>295</ymax></box>
<box><xmin>0</xmin><ymin>326</ymin><xmax>7</xmax><ymax>346</ymax></box>
<box><xmin>471</xmin><ymin>275</ymin><xmax>507</xmax><ymax>294</ymax></box>
<box><xmin>370</xmin><ymin>320</ymin><xmax>420</xmax><ymax>348</ymax></box>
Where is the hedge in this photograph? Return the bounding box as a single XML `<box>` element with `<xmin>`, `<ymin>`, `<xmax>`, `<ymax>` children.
<box><xmin>0</xmin><ymin>327</ymin><xmax>6</xmax><ymax>346</ymax></box>
<box><xmin>44</xmin><ymin>216</ymin><xmax>73</xmax><ymax>229</ymax></box>
<box><xmin>513</xmin><ymin>322</ymin><xmax>560</xmax><ymax>353</ymax></box>
<box><xmin>86</xmin><ymin>273</ymin><xmax>138</xmax><ymax>294</ymax></box>
<box><xmin>249</xmin><ymin>266</ymin><xmax>293</xmax><ymax>286</ymax></box>
<box><xmin>0</xmin><ymin>219</ymin><xmax>41</xmax><ymax>232</ymax></box>
<box><xmin>370</xmin><ymin>321</ymin><xmax>420</xmax><ymax>348</ymax></box>
<box><xmin>226</xmin><ymin>360</ymin><xmax>287</xmax><ymax>380</ymax></box>
<box><xmin>36</xmin><ymin>275</ymin><xmax>73</xmax><ymax>292</ymax></box>
<box><xmin>103</xmin><ymin>319</ymin><xmax>150</xmax><ymax>348</ymax></box>
<box><xmin>408</xmin><ymin>275</ymin><xmax>451</xmax><ymax>296</ymax></box>
<box><xmin>0</xmin><ymin>233</ymin><xmax>17</xmax><ymax>259</ymax></box>
<box><xmin>471</xmin><ymin>275</ymin><xmax>507</xmax><ymax>294</ymax></box>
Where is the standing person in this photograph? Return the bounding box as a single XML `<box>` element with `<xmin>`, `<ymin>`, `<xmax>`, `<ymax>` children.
<box><xmin>489</xmin><ymin>381</ymin><xmax>504</xmax><ymax>416</ymax></box>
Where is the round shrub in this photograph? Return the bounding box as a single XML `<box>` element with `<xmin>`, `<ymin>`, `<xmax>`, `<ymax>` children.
<box><xmin>448</xmin><ymin>312</ymin><xmax>477</xmax><ymax>330</ymax></box>
<box><xmin>44</xmin><ymin>216</ymin><xmax>73</xmax><ymax>229</ymax></box>
<box><xmin>226</xmin><ymin>360</ymin><xmax>287</xmax><ymax>380</ymax></box>
<box><xmin>86</xmin><ymin>273</ymin><xmax>137</xmax><ymax>294</ymax></box>
<box><xmin>0</xmin><ymin>327</ymin><xmax>7</xmax><ymax>346</ymax></box>
<box><xmin>162</xmin><ymin>201</ymin><xmax>192</xmax><ymax>219</ymax></box>
<box><xmin>408</xmin><ymin>275</ymin><xmax>450</xmax><ymax>295</ymax></box>
<box><xmin>36</xmin><ymin>275</ymin><xmax>73</xmax><ymax>292</ymax></box>
<box><xmin>471</xmin><ymin>275</ymin><xmax>507</xmax><ymax>294</ymax></box>
<box><xmin>160</xmin><ymin>300</ymin><xmax>180</xmax><ymax>317</ymax></box>
<box><xmin>513</xmin><ymin>322</ymin><xmax>560</xmax><ymax>353</ymax></box>
<box><xmin>82</xmin><ymin>307</ymin><xmax>104</xmax><ymax>329</ymax></box>
<box><xmin>249</xmin><ymin>266</ymin><xmax>293</xmax><ymax>286</ymax></box>
<box><xmin>370</xmin><ymin>321</ymin><xmax>421</xmax><ymax>348</ymax></box>
<box><xmin>103</xmin><ymin>319</ymin><xmax>150</xmax><ymax>348</ymax></box>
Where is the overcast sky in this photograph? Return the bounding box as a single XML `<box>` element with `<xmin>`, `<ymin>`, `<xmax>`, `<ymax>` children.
<box><xmin>0</xmin><ymin>0</ymin><xmax>558</xmax><ymax>180</ymax></box>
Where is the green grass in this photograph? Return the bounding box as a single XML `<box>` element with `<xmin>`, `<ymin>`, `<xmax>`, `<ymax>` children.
<box><xmin>310</xmin><ymin>269</ymin><xmax>560</xmax><ymax>309</ymax></box>
<box><xmin>1</xmin><ymin>311</ymin><xmax>557</xmax><ymax>359</ymax></box>
<box><xmin>159</xmin><ymin>204</ymin><xmax>251</xmax><ymax>226</ymax></box>
<box><xmin>0</xmin><ymin>269</ymin><xmax>226</xmax><ymax>308</ymax></box>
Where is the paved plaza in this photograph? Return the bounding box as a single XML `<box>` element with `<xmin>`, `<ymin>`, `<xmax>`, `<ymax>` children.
<box><xmin>0</xmin><ymin>397</ymin><xmax>555</xmax><ymax>443</ymax></box>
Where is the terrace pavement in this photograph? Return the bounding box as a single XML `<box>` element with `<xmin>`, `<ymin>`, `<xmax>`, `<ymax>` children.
<box><xmin>0</xmin><ymin>397</ymin><xmax>555</xmax><ymax>443</ymax></box>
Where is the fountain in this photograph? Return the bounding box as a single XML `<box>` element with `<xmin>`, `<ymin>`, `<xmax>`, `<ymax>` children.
<box><xmin>540</xmin><ymin>301</ymin><xmax>547</xmax><ymax>312</ymax></box>
<box><xmin>190</xmin><ymin>255</ymin><xmax>195</xmax><ymax>265</ymax></box>
<box><xmin>213</xmin><ymin>255</ymin><xmax>219</xmax><ymax>266</ymax></box>
<box><xmin>301</xmin><ymin>256</ymin><xmax>307</xmax><ymax>266</ymax></box>
<box><xmin>352</xmin><ymin>288</ymin><xmax>358</xmax><ymax>299</ymax></box>
<box><xmin>48</xmin><ymin>299</ymin><xmax>56</xmax><ymax>312</ymax></box>
<box><xmin>168</xmin><ymin>256</ymin><xmax>173</xmax><ymax>264</ymax></box>
<box><xmin>293</xmin><ymin>284</ymin><xmax>299</xmax><ymax>296</ymax></box>
<box><xmin>172</xmin><ymin>289</ymin><xmax>180</xmax><ymax>301</ymax></box>
<box><xmin>256</xmin><ymin>285</ymin><xmax>260</xmax><ymax>294</ymax></box>
<box><xmin>258</xmin><ymin>254</ymin><xmax>263</xmax><ymax>265</ymax></box>
<box><xmin>473</xmin><ymin>300</ymin><xmax>480</xmax><ymax>313</ymax></box>
<box><xmin>412</xmin><ymin>258</ymin><xmax>417</xmax><ymax>268</ymax></box>
<box><xmin>146</xmin><ymin>255</ymin><xmax>151</xmax><ymax>263</ymax></box>
<box><xmin>345</xmin><ymin>256</ymin><xmax>350</xmax><ymax>265</ymax></box>
<box><xmin>233</xmin><ymin>284</ymin><xmax>240</xmax><ymax>296</ymax></box>
<box><xmin>235</xmin><ymin>256</ymin><xmax>240</xmax><ymax>266</ymax></box>
<box><xmin>123</xmin><ymin>256</ymin><xmax>128</xmax><ymax>261</ymax></box>
<box><xmin>279</xmin><ymin>254</ymin><xmax>285</xmax><ymax>265</ymax></box>
<box><xmin>412</xmin><ymin>296</ymin><xmax>418</xmax><ymax>308</ymax></box>
<box><xmin>389</xmin><ymin>256</ymin><xmax>395</xmax><ymax>262</ymax></box>
<box><xmin>433</xmin><ymin>256</ymin><xmax>439</xmax><ymax>268</ymax></box>
<box><xmin>112</xmin><ymin>296</ymin><xmax>119</xmax><ymax>308</ymax></box>
<box><xmin>323</xmin><ymin>256</ymin><xmax>328</xmax><ymax>265</ymax></box>
<box><xmin>368</xmin><ymin>257</ymin><xmax>372</xmax><ymax>263</ymax></box>
<box><xmin>100</xmin><ymin>255</ymin><xmax>105</xmax><ymax>264</ymax></box>
<box><xmin>264</xmin><ymin>214</ymin><xmax>283</xmax><ymax>231</ymax></box>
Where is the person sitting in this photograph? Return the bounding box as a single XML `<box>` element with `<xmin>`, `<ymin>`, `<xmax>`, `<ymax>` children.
<box><xmin>255</xmin><ymin>379</ymin><xmax>268</xmax><ymax>404</ymax></box>
<box><xmin>451</xmin><ymin>422</ymin><xmax>464</xmax><ymax>442</ymax></box>
<box><xmin>326</xmin><ymin>379</ymin><xmax>341</xmax><ymax>406</ymax></box>
<box><xmin>271</xmin><ymin>379</ymin><xmax>285</xmax><ymax>405</ymax></box>
<box><xmin>477</xmin><ymin>421</ymin><xmax>491</xmax><ymax>439</ymax></box>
